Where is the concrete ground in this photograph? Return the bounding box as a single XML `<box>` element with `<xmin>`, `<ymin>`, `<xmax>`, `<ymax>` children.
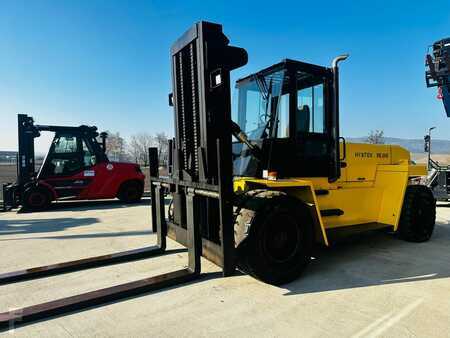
<box><xmin>1</xmin><ymin>199</ymin><xmax>450</xmax><ymax>337</ymax></box>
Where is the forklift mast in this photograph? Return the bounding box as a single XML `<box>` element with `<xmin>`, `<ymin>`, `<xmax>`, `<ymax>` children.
<box><xmin>17</xmin><ymin>114</ymin><xmax>39</xmax><ymax>186</ymax></box>
<box><xmin>171</xmin><ymin>22</ymin><xmax>248</xmax><ymax>184</ymax></box>
<box><xmin>425</xmin><ymin>37</ymin><xmax>450</xmax><ymax>116</ymax></box>
<box><xmin>163</xmin><ymin>21</ymin><xmax>248</xmax><ymax>273</ymax></box>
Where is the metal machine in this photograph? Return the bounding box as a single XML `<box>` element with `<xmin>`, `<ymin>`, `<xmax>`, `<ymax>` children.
<box><xmin>0</xmin><ymin>21</ymin><xmax>435</xmax><ymax>329</ymax></box>
<box><xmin>425</xmin><ymin>38</ymin><xmax>450</xmax><ymax>200</ymax></box>
<box><xmin>2</xmin><ymin>114</ymin><xmax>145</xmax><ymax>211</ymax></box>
<box><xmin>426</xmin><ymin>37</ymin><xmax>450</xmax><ymax>116</ymax></box>
<box><xmin>426</xmin><ymin>158</ymin><xmax>450</xmax><ymax>201</ymax></box>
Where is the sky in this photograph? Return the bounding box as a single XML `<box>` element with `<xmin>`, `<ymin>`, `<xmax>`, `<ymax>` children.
<box><xmin>0</xmin><ymin>0</ymin><xmax>449</xmax><ymax>152</ymax></box>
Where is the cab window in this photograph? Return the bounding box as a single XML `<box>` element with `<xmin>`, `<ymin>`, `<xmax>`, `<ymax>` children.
<box><xmin>45</xmin><ymin>135</ymin><xmax>83</xmax><ymax>176</ymax></box>
<box><xmin>276</xmin><ymin>94</ymin><xmax>290</xmax><ymax>138</ymax></box>
<box><xmin>53</xmin><ymin>136</ymin><xmax>78</xmax><ymax>153</ymax></box>
<box><xmin>82</xmin><ymin>139</ymin><xmax>96</xmax><ymax>167</ymax></box>
<box><xmin>296</xmin><ymin>81</ymin><xmax>325</xmax><ymax>134</ymax></box>
<box><xmin>49</xmin><ymin>158</ymin><xmax>82</xmax><ymax>175</ymax></box>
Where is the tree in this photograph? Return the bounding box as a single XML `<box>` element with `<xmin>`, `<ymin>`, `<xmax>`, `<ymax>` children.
<box><xmin>103</xmin><ymin>131</ymin><xmax>127</xmax><ymax>161</ymax></box>
<box><xmin>128</xmin><ymin>133</ymin><xmax>154</xmax><ymax>166</ymax></box>
<box><xmin>366</xmin><ymin>130</ymin><xmax>385</xmax><ymax>144</ymax></box>
<box><xmin>128</xmin><ymin>137</ymin><xmax>141</xmax><ymax>164</ymax></box>
<box><xmin>154</xmin><ymin>132</ymin><xmax>169</xmax><ymax>165</ymax></box>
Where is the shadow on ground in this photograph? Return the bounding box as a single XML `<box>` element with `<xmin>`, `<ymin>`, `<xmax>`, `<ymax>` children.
<box><xmin>0</xmin><ymin>217</ymin><xmax>100</xmax><ymax>236</ymax></box>
<box><xmin>0</xmin><ymin>229</ymin><xmax>154</xmax><ymax>241</ymax></box>
<box><xmin>0</xmin><ymin>215</ymin><xmax>154</xmax><ymax>241</ymax></box>
<box><xmin>12</xmin><ymin>196</ymin><xmax>172</xmax><ymax>213</ymax></box>
<box><xmin>23</xmin><ymin>197</ymin><xmax>153</xmax><ymax>213</ymax></box>
<box><xmin>282</xmin><ymin>221</ymin><xmax>450</xmax><ymax>295</ymax></box>
<box><xmin>0</xmin><ymin>198</ymin><xmax>160</xmax><ymax>241</ymax></box>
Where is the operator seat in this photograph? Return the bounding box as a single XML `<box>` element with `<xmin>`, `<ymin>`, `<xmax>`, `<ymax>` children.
<box><xmin>297</xmin><ymin>105</ymin><xmax>311</xmax><ymax>133</ymax></box>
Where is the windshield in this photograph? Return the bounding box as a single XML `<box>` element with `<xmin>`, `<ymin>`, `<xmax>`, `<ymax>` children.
<box><xmin>234</xmin><ymin>69</ymin><xmax>286</xmax><ymax>141</ymax></box>
<box><xmin>232</xmin><ymin>69</ymin><xmax>288</xmax><ymax>177</ymax></box>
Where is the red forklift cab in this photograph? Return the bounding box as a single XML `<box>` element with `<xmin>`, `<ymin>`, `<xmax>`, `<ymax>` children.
<box><xmin>3</xmin><ymin>115</ymin><xmax>145</xmax><ymax>211</ymax></box>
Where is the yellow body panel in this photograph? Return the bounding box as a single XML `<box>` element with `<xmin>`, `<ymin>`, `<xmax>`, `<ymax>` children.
<box><xmin>233</xmin><ymin>143</ymin><xmax>425</xmax><ymax>246</ymax></box>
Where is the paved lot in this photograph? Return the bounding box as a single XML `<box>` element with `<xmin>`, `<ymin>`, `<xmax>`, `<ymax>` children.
<box><xmin>1</xmin><ymin>199</ymin><xmax>450</xmax><ymax>337</ymax></box>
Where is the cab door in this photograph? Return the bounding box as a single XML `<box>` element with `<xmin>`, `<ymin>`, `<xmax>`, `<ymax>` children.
<box><xmin>38</xmin><ymin>134</ymin><xmax>95</xmax><ymax>198</ymax></box>
<box><xmin>291</xmin><ymin>75</ymin><xmax>331</xmax><ymax>178</ymax></box>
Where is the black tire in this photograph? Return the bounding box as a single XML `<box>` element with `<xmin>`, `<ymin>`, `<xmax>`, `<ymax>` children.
<box><xmin>398</xmin><ymin>185</ymin><xmax>436</xmax><ymax>242</ymax></box>
<box><xmin>234</xmin><ymin>190</ymin><xmax>314</xmax><ymax>285</ymax></box>
<box><xmin>22</xmin><ymin>186</ymin><xmax>52</xmax><ymax>211</ymax></box>
<box><xmin>117</xmin><ymin>180</ymin><xmax>143</xmax><ymax>203</ymax></box>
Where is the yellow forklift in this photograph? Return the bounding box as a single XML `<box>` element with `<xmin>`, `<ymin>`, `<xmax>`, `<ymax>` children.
<box><xmin>0</xmin><ymin>21</ymin><xmax>435</xmax><ymax>329</ymax></box>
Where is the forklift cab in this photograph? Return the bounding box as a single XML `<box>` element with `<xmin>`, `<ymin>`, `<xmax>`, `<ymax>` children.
<box><xmin>35</xmin><ymin>127</ymin><xmax>110</xmax><ymax>199</ymax></box>
<box><xmin>39</xmin><ymin>130</ymin><xmax>107</xmax><ymax>180</ymax></box>
<box><xmin>232</xmin><ymin>59</ymin><xmax>338</xmax><ymax>179</ymax></box>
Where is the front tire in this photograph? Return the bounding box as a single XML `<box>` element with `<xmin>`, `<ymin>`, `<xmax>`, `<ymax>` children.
<box><xmin>234</xmin><ymin>190</ymin><xmax>313</xmax><ymax>285</ymax></box>
<box><xmin>117</xmin><ymin>181</ymin><xmax>143</xmax><ymax>203</ymax></box>
<box><xmin>22</xmin><ymin>186</ymin><xmax>52</xmax><ymax>211</ymax></box>
<box><xmin>398</xmin><ymin>185</ymin><xmax>436</xmax><ymax>242</ymax></box>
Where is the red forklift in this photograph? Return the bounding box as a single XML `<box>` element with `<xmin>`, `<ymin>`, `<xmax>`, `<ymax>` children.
<box><xmin>2</xmin><ymin>114</ymin><xmax>145</xmax><ymax>211</ymax></box>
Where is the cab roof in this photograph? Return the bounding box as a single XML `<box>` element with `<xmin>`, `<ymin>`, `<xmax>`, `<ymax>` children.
<box><xmin>236</xmin><ymin>59</ymin><xmax>332</xmax><ymax>86</ymax></box>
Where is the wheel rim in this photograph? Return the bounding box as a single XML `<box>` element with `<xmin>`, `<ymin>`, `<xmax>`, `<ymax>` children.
<box><xmin>28</xmin><ymin>192</ymin><xmax>46</xmax><ymax>208</ymax></box>
<box><xmin>262</xmin><ymin>214</ymin><xmax>301</xmax><ymax>264</ymax></box>
<box><xmin>126</xmin><ymin>186</ymin><xmax>138</xmax><ymax>200</ymax></box>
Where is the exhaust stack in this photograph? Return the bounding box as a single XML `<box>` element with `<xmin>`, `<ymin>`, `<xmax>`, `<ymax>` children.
<box><xmin>329</xmin><ymin>54</ymin><xmax>349</xmax><ymax>182</ymax></box>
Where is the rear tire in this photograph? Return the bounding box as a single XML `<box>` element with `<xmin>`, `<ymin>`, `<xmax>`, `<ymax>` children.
<box><xmin>117</xmin><ymin>181</ymin><xmax>143</xmax><ymax>203</ymax></box>
<box><xmin>22</xmin><ymin>186</ymin><xmax>52</xmax><ymax>211</ymax></box>
<box><xmin>398</xmin><ymin>185</ymin><xmax>436</xmax><ymax>242</ymax></box>
<box><xmin>234</xmin><ymin>190</ymin><xmax>313</xmax><ymax>285</ymax></box>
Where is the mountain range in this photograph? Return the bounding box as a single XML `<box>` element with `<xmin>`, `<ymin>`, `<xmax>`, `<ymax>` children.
<box><xmin>346</xmin><ymin>137</ymin><xmax>450</xmax><ymax>154</ymax></box>
<box><xmin>1</xmin><ymin>137</ymin><xmax>450</xmax><ymax>161</ymax></box>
